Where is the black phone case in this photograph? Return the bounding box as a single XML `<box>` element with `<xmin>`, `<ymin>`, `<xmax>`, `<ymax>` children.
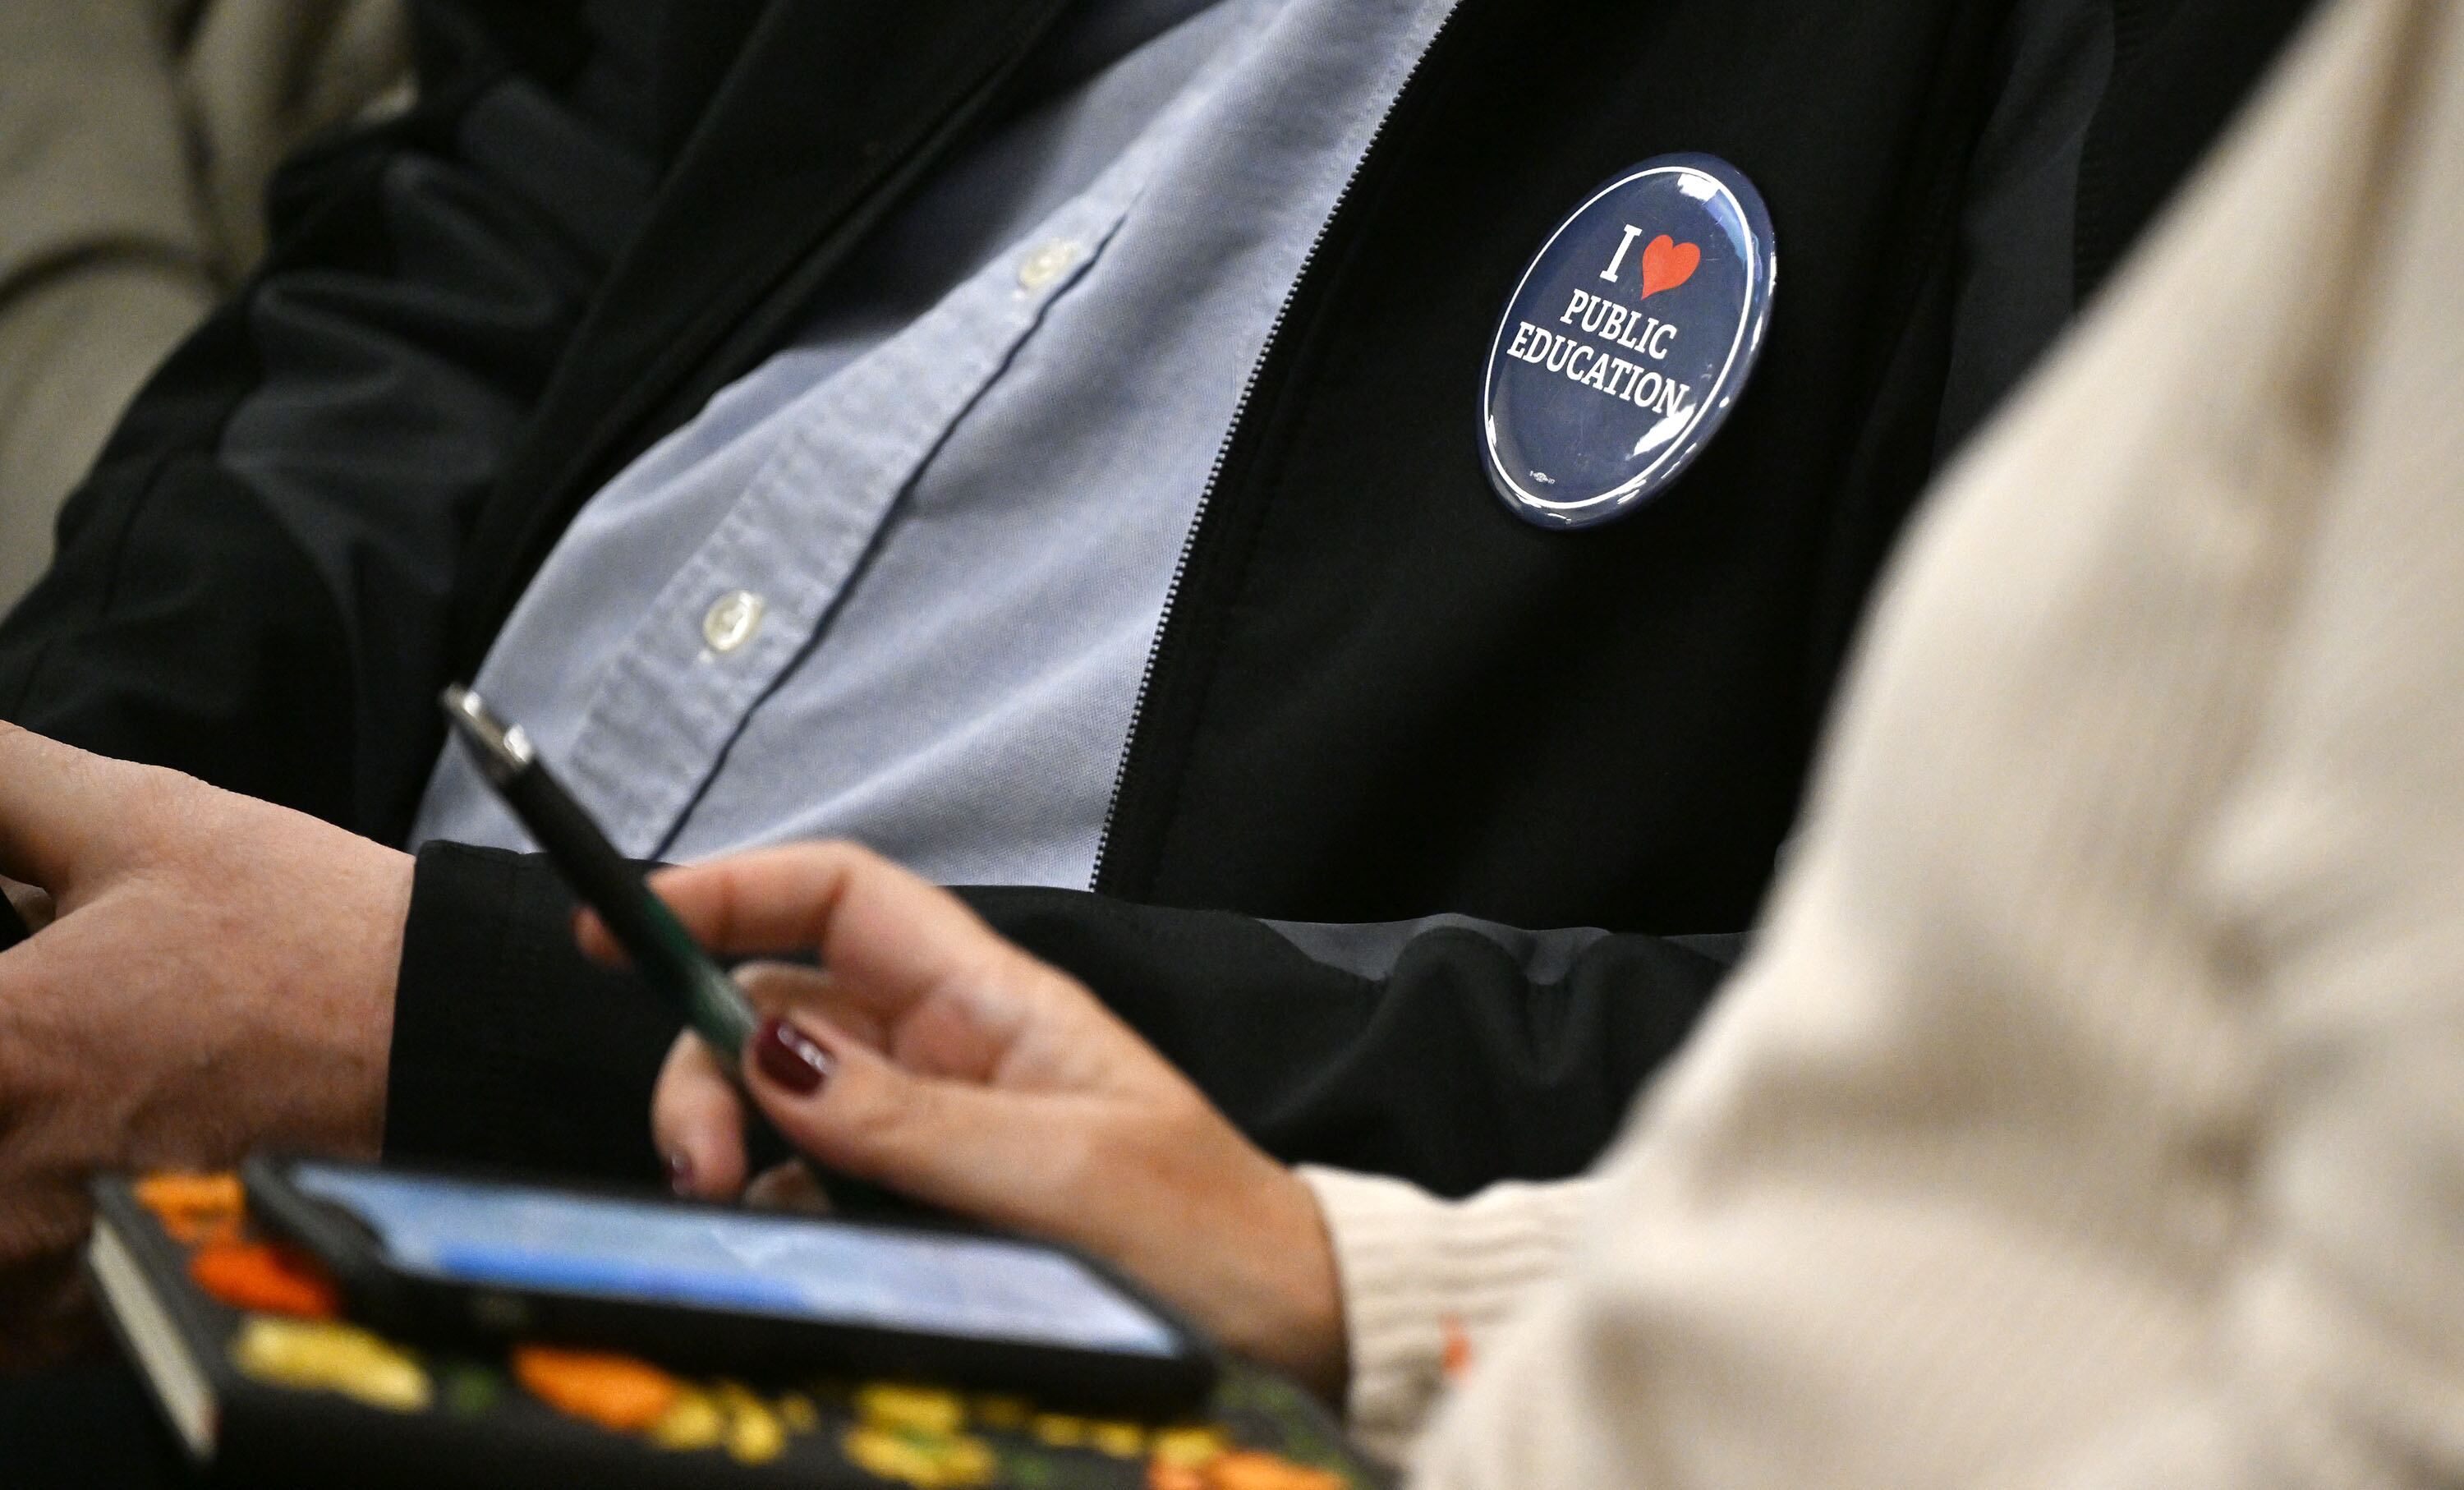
<box><xmin>242</xmin><ymin>1157</ymin><xmax>1220</xmax><ymax>1418</ymax></box>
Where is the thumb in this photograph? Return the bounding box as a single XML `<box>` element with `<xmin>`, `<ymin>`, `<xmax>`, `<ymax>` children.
<box><xmin>740</xmin><ymin>1014</ymin><xmax>1089</xmax><ymax>1235</ymax></box>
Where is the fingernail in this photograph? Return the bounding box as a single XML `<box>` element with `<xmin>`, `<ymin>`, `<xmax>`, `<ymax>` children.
<box><xmin>753</xmin><ymin>1018</ymin><xmax>832</xmax><ymax>1096</ymax></box>
<box><xmin>664</xmin><ymin>1151</ymin><xmax>695</xmax><ymax>1195</ymax></box>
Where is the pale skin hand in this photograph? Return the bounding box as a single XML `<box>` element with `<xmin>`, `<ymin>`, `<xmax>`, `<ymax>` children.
<box><xmin>609</xmin><ymin>843</ymin><xmax>1350</xmax><ymax>1402</ymax></box>
<box><xmin>0</xmin><ymin>724</ymin><xmax>408</xmax><ymax>1366</ymax></box>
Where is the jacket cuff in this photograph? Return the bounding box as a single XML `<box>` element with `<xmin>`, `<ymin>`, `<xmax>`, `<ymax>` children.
<box><xmin>384</xmin><ymin>841</ymin><xmax>679</xmax><ymax>1183</ymax></box>
<box><xmin>1299</xmin><ymin>1166</ymin><xmax>1605</xmax><ymax>1469</ymax></box>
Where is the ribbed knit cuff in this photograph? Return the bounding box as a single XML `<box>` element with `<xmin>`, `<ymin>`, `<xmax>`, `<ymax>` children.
<box><xmin>1299</xmin><ymin>1166</ymin><xmax>1605</xmax><ymax>1469</ymax></box>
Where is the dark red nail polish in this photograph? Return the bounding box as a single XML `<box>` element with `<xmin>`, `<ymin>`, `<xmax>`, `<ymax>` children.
<box><xmin>754</xmin><ymin>1018</ymin><xmax>831</xmax><ymax>1096</ymax></box>
<box><xmin>664</xmin><ymin>1151</ymin><xmax>695</xmax><ymax>1194</ymax></box>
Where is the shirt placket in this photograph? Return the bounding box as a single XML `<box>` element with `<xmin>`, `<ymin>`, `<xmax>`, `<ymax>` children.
<box><xmin>554</xmin><ymin>187</ymin><xmax>1144</xmax><ymax>858</ymax></box>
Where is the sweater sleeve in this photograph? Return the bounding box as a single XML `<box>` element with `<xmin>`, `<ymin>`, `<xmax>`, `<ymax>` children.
<box><xmin>384</xmin><ymin>841</ymin><xmax>678</xmax><ymax>1182</ymax></box>
<box><xmin>1302</xmin><ymin>1168</ymin><xmax>1604</xmax><ymax>1467</ymax></box>
<box><xmin>2020</xmin><ymin>2</ymin><xmax>2464</xmax><ymax>1483</ymax></box>
<box><xmin>963</xmin><ymin>887</ymin><xmax>1737</xmax><ymax>1196</ymax></box>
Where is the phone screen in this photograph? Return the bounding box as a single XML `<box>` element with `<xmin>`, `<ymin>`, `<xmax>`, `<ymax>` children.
<box><xmin>287</xmin><ymin>1164</ymin><xmax>1179</xmax><ymax>1358</ymax></box>
<box><xmin>0</xmin><ymin>892</ymin><xmax>28</xmax><ymax>953</ymax></box>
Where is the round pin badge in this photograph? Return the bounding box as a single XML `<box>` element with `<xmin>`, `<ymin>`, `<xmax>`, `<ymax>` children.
<box><xmin>1480</xmin><ymin>154</ymin><xmax>1776</xmax><ymax>529</ymax></box>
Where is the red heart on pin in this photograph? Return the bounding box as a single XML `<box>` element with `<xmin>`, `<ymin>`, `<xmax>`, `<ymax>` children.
<box><xmin>1638</xmin><ymin>235</ymin><xmax>1700</xmax><ymax>300</ymax></box>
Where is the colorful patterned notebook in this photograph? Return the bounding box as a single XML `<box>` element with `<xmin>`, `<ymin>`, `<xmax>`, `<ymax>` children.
<box><xmin>86</xmin><ymin>1172</ymin><xmax>1387</xmax><ymax>1490</ymax></box>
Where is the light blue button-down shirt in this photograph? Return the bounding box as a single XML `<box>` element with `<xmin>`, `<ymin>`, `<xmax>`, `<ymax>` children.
<box><xmin>410</xmin><ymin>0</ymin><xmax>1454</xmax><ymax>885</ymax></box>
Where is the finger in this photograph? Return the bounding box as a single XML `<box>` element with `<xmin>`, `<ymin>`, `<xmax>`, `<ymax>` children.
<box><xmin>0</xmin><ymin>725</ymin><xmax>138</xmax><ymax>891</ymax></box>
<box><xmin>741</xmin><ymin>1161</ymin><xmax>834</xmax><ymax>1215</ymax></box>
<box><xmin>0</xmin><ymin>877</ymin><xmax>53</xmax><ymax>934</ymax></box>
<box><xmin>596</xmin><ymin>844</ymin><xmax>1028</xmax><ymax>1026</ymax></box>
<box><xmin>650</xmin><ymin>1034</ymin><xmax>750</xmax><ymax>1201</ymax></box>
<box><xmin>739</xmin><ymin>1014</ymin><xmax>1088</xmax><ymax>1235</ymax></box>
<box><xmin>733</xmin><ymin>962</ymin><xmax>894</xmax><ymax>1051</ymax></box>
<box><xmin>575</xmin><ymin>907</ymin><xmax>624</xmax><ymax>967</ymax></box>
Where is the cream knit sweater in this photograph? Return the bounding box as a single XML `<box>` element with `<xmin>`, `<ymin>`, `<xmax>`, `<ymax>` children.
<box><xmin>1312</xmin><ymin>0</ymin><xmax>2464</xmax><ymax>1478</ymax></box>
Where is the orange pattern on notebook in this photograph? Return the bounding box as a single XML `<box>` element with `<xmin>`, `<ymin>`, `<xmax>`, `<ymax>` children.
<box><xmin>190</xmin><ymin>1241</ymin><xmax>341</xmax><ymax>1320</ymax></box>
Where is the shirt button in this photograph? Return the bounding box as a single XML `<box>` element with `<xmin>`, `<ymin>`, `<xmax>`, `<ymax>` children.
<box><xmin>1018</xmin><ymin>239</ymin><xmax>1081</xmax><ymax>292</ymax></box>
<box><xmin>701</xmin><ymin>590</ymin><xmax>765</xmax><ymax>654</ymax></box>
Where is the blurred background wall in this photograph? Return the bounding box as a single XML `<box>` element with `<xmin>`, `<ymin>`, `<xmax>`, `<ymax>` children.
<box><xmin>0</xmin><ymin>0</ymin><xmax>410</xmax><ymax>609</ymax></box>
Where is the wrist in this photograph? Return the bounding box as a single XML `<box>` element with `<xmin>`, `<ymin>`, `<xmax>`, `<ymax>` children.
<box><xmin>1216</xmin><ymin>1162</ymin><xmax>1349</xmax><ymax>1403</ymax></box>
<box><xmin>328</xmin><ymin>844</ymin><xmax>413</xmax><ymax>1156</ymax></box>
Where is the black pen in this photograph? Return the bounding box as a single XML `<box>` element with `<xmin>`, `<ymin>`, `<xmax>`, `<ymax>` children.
<box><xmin>444</xmin><ymin>685</ymin><xmax>938</xmax><ymax>1221</ymax></box>
<box><xmin>441</xmin><ymin>685</ymin><xmax>761</xmax><ymax>1064</ymax></box>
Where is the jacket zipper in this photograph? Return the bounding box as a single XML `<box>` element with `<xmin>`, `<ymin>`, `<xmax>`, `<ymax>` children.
<box><xmin>1088</xmin><ymin>0</ymin><xmax>1473</xmax><ymax>893</ymax></box>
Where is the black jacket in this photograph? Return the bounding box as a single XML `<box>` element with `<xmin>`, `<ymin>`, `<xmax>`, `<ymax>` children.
<box><xmin>0</xmin><ymin>0</ymin><xmax>2310</xmax><ymax>1193</ymax></box>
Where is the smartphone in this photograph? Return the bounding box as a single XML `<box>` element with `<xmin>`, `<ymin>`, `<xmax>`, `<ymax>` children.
<box><xmin>244</xmin><ymin>1157</ymin><xmax>1219</xmax><ymax>1415</ymax></box>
